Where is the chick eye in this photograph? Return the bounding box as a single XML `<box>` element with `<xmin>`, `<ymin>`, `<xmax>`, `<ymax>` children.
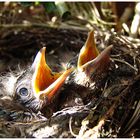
<box><xmin>18</xmin><ymin>87</ymin><xmax>28</xmax><ymax>96</ymax></box>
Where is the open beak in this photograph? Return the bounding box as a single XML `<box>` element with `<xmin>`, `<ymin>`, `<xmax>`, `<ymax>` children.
<box><xmin>77</xmin><ymin>30</ymin><xmax>99</xmax><ymax>69</ymax></box>
<box><xmin>81</xmin><ymin>45</ymin><xmax>112</xmax><ymax>76</ymax></box>
<box><xmin>77</xmin><ymin>30</ymin><xmax>112</xmax><ymax>77</ymax></box>
<box><xmin>31</xmin><ymin>47</ymin><xmax>73</xmax><ymax>102</ymax></box>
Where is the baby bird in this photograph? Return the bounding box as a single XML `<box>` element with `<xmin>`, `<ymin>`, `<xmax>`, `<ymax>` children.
<box><xmin>59</xmin><ymin>30</ymin><xmax>112</xmax><ymax>108</ymax></box>
<box><xmin>68</xmin><ymin>30</ymin><xmax>112</xmax><ymax>87</ymax></box>
<box><xmin>0</xmin><ymin>47</ymin><xmax>73</xmax><ymax>121</ymax></box>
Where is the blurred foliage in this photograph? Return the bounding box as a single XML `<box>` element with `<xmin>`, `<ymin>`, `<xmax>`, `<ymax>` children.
<box><xmin>0</xmin><ymin>2</ymin><xmax>139</xmax><ymax>37</ymax></box>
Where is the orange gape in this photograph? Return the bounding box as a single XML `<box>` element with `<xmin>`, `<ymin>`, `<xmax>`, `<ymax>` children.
<box><xmin>78</xmin><ymin>30</ymin><xmax>99</xmax><ymax>68</ymax></box>
<box><xmin>34</xmin><ymin>63</ymin><xmax>61</xmax><ymax>93</ymax></box>
<box><xmin>32</xmin><ymin>47</ymin><xmax>74</xmax><ymax>102</ymax></box>
<box><xmin>43</xmin><ymin>68</ymin><xmax>74</xmax><ymax>101</ymax></box>
<box><xmin>32</xmin><ymin>47</ymin><xmax>62</xmax><ymax>94</ymax></box>
<box><xmin>77</xmin><ymin>30</ymin><xmax>112</xmax><ymax>81</ymax></box>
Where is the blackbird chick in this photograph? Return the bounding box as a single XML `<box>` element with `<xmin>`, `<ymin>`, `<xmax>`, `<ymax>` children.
<box><xmin>13</xmin><ymin>47</ymin><xmax>73</xmax><ymax>113</ymax></box>
<box><xmin>0</xmin><ymin>47</ymin><xmax>73</xmax><ymax>121</ymax></box>
<box><xmin>60</xmin><ymin>30</ymin><xmax>112</xmax><ymax>108</ymax></box>
<box><xmin>69</xmin><ymin>30</ymin><xmax>112</xmax><ymax>87</ymax></box>
<box><xmin>13</xmin><ymin>68</ymin><xmax>43</xmax><ymax>113</ymax></box>
<box><xmin>69</xmin><ymin>30</ymin><xmax>112</xmax><ymax>84</ymax></box>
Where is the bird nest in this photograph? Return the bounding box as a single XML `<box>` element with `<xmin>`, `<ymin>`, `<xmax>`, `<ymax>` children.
<box><xmin>0</xmin><ymin>25</ymin><xmax>140</xmax><ymax>138</ymax></box>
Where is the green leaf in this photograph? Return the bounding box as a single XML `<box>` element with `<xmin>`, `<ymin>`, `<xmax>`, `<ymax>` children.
<box><xmin>43</xmin><ymin>2</ymin><xmax>57</xmax><ymax>13</ymax></box>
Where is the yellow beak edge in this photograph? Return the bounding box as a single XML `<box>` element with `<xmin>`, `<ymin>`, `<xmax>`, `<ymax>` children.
<box><xmin>32</xmin><ymin>47</ymin><xmax>73</xmax><ymax>102</ymax></box>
